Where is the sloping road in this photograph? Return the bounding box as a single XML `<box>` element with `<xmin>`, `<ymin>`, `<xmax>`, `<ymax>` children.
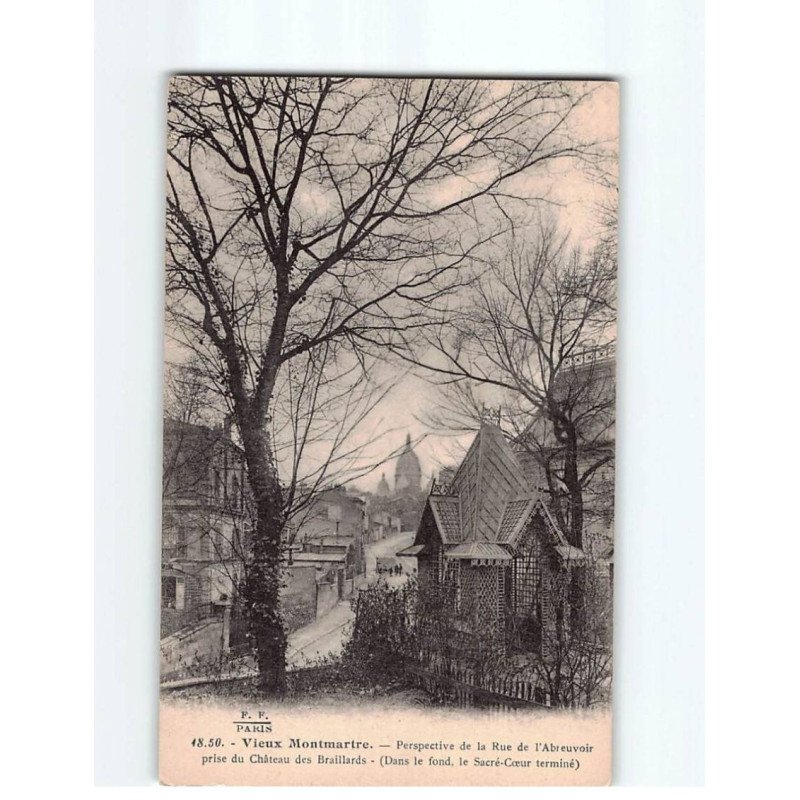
<box><xmin>287</xmin><ymin>530</ymin><xmax>415</xmax><ymax>665</ymax></box>
<box><xmin>161</xmin><ymin>530</ymin><xmax>418</xmax><ymax>689</ymax></box>
<box><xmin>364</xmin><ymin>530</ymin><xmax>415</xmax><ymax>583</ymax></box>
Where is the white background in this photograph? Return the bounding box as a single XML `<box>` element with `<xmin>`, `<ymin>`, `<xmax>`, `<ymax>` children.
<box><xmin>94</xmin><ymin>0</ymin><xmax>704</xmax><ymax>784</ymax></box>
<box><xmin>10</xmin><ymin>0</ymin><xmax>800</xmax><ymax>794</ymax></box>
<box><xmin>101</xmin><ymin>0</ymin><xmax>704</xmax><ymax>787</ymax></box>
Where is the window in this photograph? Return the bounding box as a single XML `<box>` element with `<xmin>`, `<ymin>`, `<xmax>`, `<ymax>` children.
<box><xmin>513</xmin><ymin>539</ymin><xmax>540</xmax><ymax>616</ymax></box>
<box><xmin>162</xmin><ymin>577</ymin><xmax>176</xmax><ymax>608</ymax></box>
<box><xmin>215</xmin><ymin>526</ymin><xmax>231</xmax><ymax>559</ymax></box>
<box><xmin>231</xmin><ymin>527</ymin><xmax>241</xmax><ymax>556</ymax></box>
<box><xmin>162</xmin><ymin>576</ymin><xmax>185</xmax><ymax>610</ymax></box>
<box><xmin>213</xmin><ymin>468</ymin><xmax>223</xmax><ymax>501</ymax></box>
<box><xmin>168</xmin><ymin>523</ymin><xmax>188</xmax><ymax>559</ymax></box>
<box><xmin>231</xmin><ymin>474</ymin><xmax>240</xmax><ymax>510</ymax></box>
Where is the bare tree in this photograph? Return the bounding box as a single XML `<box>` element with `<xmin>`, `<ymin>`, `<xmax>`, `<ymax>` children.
<box><xmin>410</xmin><ymin>222</ymin><xmax>616</xmax><ymax>550</ymax></box>
<box><xmin>162</xmin><ymin>359</ymin><xmax>220</xmax><ymax>499</ymax></box>
<box><xmin>161</xmin><ymin>361</ymin><xmax>253</xmax><ymax>633</ymax></box>
<box><xmin>164</xmin><ymin>76</ymin><xmax>597</xmax><ymax>693</ymax></box>
<box><xmin>505</xmin><ymin>555</ymin><xmax>612</xmax><ymax>708</ymax></box>
<box><xmin>349</xmin><ymin>565</ymin><xmax>611</xmax><ymax>709</ymax></box>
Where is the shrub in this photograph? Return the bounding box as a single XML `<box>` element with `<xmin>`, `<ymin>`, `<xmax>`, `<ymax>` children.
<box><xmin>342</xmin><ymin>578</ymin><xmax>417</xmax><ymax>683</ymax></box>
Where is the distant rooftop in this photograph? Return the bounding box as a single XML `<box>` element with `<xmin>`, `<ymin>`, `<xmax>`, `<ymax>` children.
<box><xmin>291</xmin><ymin>552</ymin><xmax>348</xmax><ymax>564</ymax></box>
<box><xmin>561</xmin><ymin>341</ymin><xmax>616</xmax><ymax>369</ymax></box>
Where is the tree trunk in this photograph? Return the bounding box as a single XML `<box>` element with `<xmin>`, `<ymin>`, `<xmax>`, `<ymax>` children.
<box><xmin>547</xmin><ymin>403</ymin><xmax>584</xmax><ymax>549</ymax></box>
<box><xmin>239</xmin><ymin>417</ymin><xmax>288</xmax><ymax>695</ymax></box>
<box><xmin>561</xmin><ymin>427</ymin><xmax>584</xmax><ymax>550</ymax></box>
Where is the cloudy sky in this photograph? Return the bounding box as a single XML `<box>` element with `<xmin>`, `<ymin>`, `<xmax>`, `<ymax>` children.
<box><xmin>164</xmin><ymin>80</ymin><xmax>618</xmax><ymax>495</ymax></box>
<box><xmin>347</xmin><ymin>83</ymin><xmax>619</xmax><ymax>492</ymax></box>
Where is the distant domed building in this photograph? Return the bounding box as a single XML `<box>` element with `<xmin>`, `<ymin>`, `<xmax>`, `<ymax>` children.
<box><xmin>367</xmin><ymin>433</ymin><xmax>427</xmax><ymax>535</ymax></box>
<box><xmin>394</xmin><ymin>433</ymin><xmax>422</xmax><ymax>495</ymax></box>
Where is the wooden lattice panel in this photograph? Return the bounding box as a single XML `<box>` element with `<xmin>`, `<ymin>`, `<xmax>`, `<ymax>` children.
<box><xmin>513</xmin><ymin>528</ymin><xmax>542</xmax><ymax>617</ymax></box>
<box><xmin>461</xmin><ymin>563</ymin><xmax>500</xmax><ymax>625</ymax></box>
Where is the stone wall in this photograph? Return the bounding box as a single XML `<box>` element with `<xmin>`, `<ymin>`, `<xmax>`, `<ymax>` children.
<box><xmin>316</xmin><ymin>579</ymin><xmax>339</xmax><ymax>618</ymax></box>
<box><xmin>281</xmin><ymin>564</ymin><xmax>318</xmax><ymax>633</ymax></box>
<box><xmin>160</xmin><ymin>617</ymin><xmax>225</xmax><ymax>680</ymax></box>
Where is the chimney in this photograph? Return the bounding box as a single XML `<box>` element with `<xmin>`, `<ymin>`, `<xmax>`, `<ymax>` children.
<box><xmin>439</xmin><ymin>467</ymin><xmax>455</xmax><ymax>484</ymax></box>
<box><xmin>223</xmin><ymin>413</ymin><xmax>234</xmax><ymax>439</ymax></box>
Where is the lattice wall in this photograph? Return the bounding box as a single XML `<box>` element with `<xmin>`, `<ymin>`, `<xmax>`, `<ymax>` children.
<box><xmin>513</xmin><ymin>533</ymin><xmax>542</xmax><ymax>616</ymax></box>
<box><xmin>443</xmin><ymin>558</ymin><xmax>461</xmax><ymax>611</ymax></box>
<box><xmin>461</xmin><ymin>563</ymin><xmax>501</xmax><ymax>626</ymax></box>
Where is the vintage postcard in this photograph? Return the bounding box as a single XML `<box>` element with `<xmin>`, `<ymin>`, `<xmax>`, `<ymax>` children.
<box><xmin>159</xmin><ymin>75</ymin><xmax>618</xmax><ymax>786</ymax></box>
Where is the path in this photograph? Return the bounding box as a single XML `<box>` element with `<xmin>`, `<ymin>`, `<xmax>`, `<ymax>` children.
<box><xmin>161</xmin><ymin>530</ymin><xmax>418</xmax><ymax>689</ymax></box>
<box><xmin>288</xmin><ymin>529</ymin><xmax>416</xmax><ymax>664</ymax></box>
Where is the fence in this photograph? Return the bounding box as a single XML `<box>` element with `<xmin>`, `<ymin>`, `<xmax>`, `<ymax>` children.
<box><xmin>405</xmin><ymin>661</ymin><xmax>551</xmax><ymax>710</ymax></box>
<box><xmin>161</xmin><ymin>602</ymin><xmax>224</xmax><ymax>638</ymax></box>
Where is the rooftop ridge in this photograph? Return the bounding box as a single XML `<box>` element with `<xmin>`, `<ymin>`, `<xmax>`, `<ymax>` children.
<box><xmin>562</xmin><ymin>341</ymin><xmax>616</xmax><ymax>369</ymax></box>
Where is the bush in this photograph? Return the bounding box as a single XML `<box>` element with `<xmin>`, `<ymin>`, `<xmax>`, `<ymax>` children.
<box><xmin>342</xmin><ymin>578</ymin><xmax>417</xmax><ymax>683</ymax></box>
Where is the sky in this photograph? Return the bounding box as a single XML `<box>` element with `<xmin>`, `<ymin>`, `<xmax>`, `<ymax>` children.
<box><xmin>164</xmin><ymin>79</ymin><xmax>619</xmax><ymax>495</ymax></box>
<box><xmin>343</xmin><ymin>370</ymin><xmax>477</xmax><ymax>493</ymax></box>
<box><xmin>348</xmin><ymin>82</ymin><xmax>619</xmax><ymax>493</ymax></box>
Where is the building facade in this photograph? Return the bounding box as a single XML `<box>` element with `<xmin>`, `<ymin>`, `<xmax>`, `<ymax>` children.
<box><xmin>161</xmin><ymin>418</ymin><xmax>249</xmax><ymax>637</ymax></box>
<box><xmin>517</xmin><ymin>344</ymin><xmax>616</xmax><ymax>558</ymax></box>
<box><xmin>367</xmin><ymin>433</ymin><xmax>427</xmax><ymax>534</ymax></box>
<box><xmin>400</xmin><ymin>421</ymin><xmax>591</xmax><ymax>655</ymax></box>
<box><xmin>292</xmin><ymin>485</ymin><xmax>367</xmax><ymax>577</ymax></box>
<box><xmin>161</xmin><ymin>419</ymin><xmax>351</xmax><ymax>641</ymax></box>
<box><xmin>394</xmin><ymin>432</ymin><xmax>422</xmax><ymax>495</ymax></box>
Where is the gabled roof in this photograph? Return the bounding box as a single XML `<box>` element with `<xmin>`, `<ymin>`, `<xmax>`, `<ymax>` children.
<box><xmin>450</xmin><ymin>422</ymin><xmax>533</xmax><ymax>545</ymax></box>
<box><xmin>396</xmin><ymin>543</ymin><xmax>427</xmax><ymax>557</ymax></box>
<box><xmin>428</xmin><ymin>494</ymin><xmax>462</xmax><ymax>543</ymax></box>
<box><xmin>497</xmin><ymin>497</ymin><xmax>537</xmax><ymax>544</ymax></box>
<box><xmin>446</xmin><ymin>542</ymin><xmax>513</xmax><ymax>561</ymax></box>
<box><xmin>536</xmin><ymin>500</ymin><xmax>570</xmax><ymax>548</ymax></box>
<box><xmin>554</xmin><ymin>545</ymin><xmax>589</xmax><ymax>564</ymax></box>
<box><xmin>413</xmin><ymin>422</ymin><xmax>590</xmax><ymax>561</ymax></box>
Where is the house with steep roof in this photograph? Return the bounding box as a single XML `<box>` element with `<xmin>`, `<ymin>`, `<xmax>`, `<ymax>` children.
<box><xmin>161</xmin><ymin>418</ymin><xmax>250</xmax><ymax>637</ymax></box>
<box><xmin>161</xmin><ymin>417</ymin><xmax>320</xmax><ymax>653</ymax></box>
<box><xmin>399</xmin><ymin>420</ymin><xmax>589</xmax><ymax>653</ymax></box>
